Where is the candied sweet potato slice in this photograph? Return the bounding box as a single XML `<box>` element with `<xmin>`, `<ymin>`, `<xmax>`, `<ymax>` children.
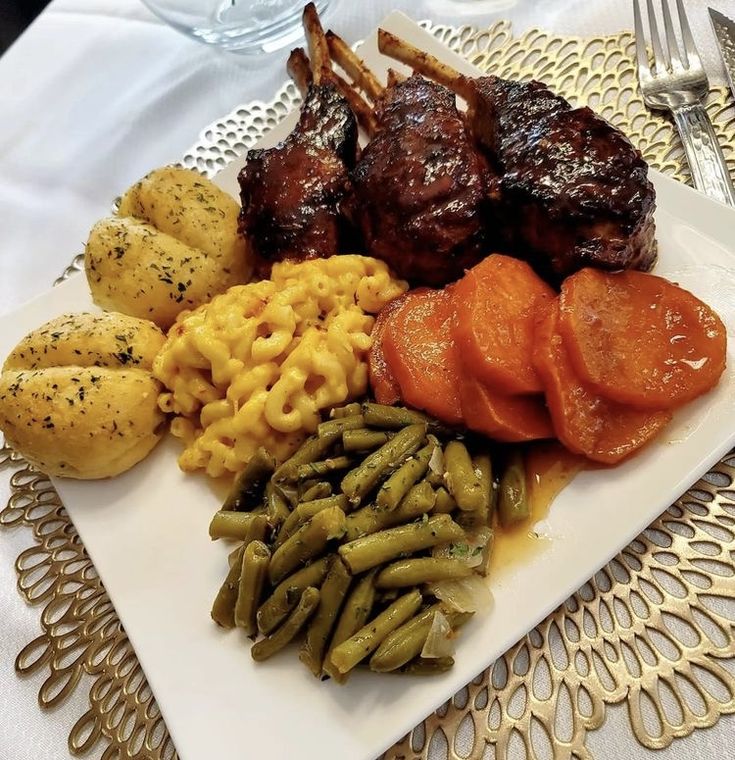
<box><xmin>533</xmin><ymin>299</ymin><xmax>671</xmax><ymax>464</ymax></box>
<box><xmin>559</xmin><ymin>269</ymin><xmax>727</xmax><ymax>409</ymax></box>
<box><xmin>382</xmin><ymin>288</ymin><xmax>463</xmax><ymax>424</ymax></box>
<box><xmin>369</xmin><ymin>294</ymin><xmax>408</xmax><ymax>405</ymax></box>
<box><xmin>459</xmin><ymin>370</ymin><xmax>554</xmax><ymax>443</ymax></box>
<box><xmin>453</xmin><ymin>254</ymin><xmax>555</xmax><ymax>395</ymax></box>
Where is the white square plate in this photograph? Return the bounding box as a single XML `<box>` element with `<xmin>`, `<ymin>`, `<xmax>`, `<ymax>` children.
<box><xmin>3</xmin><ymin>12</ymin><xmax>735</xmax><ymax>760</ymax></box>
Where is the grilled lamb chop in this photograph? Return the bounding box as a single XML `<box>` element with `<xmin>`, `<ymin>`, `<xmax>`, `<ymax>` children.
<box><xmin>378</xmin><ymin>30</ymin><xmax>657</xmax><ymax>280</ymax></box>
<box><xmin>468</xmin><ymin>76</ymin><xmax>656</xmax><ymax>278</ymax></box>
<box><xmin>345</xmin><ymin>74</ymin><xmax>492</xmax><ymax>286</ymax></box>
<box><xmin>237</xmin><ymin>83</ymin><xmax>357</xmax><ymax>276</ymax></box>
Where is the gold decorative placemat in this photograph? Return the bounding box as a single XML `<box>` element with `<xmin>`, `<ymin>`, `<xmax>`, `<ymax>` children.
<box><xmin>2</xmin><ymin>19</ymin><xmax>735</xmax><ymax>760</ymax></box>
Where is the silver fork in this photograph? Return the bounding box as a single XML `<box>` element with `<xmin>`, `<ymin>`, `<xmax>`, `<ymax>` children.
<box><xmin>633</xmin><ymin>0</ymin><xmax>735</xmax><ymax>205</ymax></box>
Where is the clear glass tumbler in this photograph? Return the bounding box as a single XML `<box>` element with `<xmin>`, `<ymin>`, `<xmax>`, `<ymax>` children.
<box><xmin>141</xmin><ymin>0</ymin><xmax>334</xmax><ymax>54</ymax></box>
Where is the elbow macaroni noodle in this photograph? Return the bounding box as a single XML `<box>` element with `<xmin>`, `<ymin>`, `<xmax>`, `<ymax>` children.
<box><xmin>154</xmin><ymin>256</ymin><xmax>407</xmax><ymax>477</ymax></box>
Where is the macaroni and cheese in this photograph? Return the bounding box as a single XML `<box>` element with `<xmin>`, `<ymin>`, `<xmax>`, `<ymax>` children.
<box><xmin>154</xmin><ymin>255</ymin><xmax>407</xmax><ymax>477</ymax></box>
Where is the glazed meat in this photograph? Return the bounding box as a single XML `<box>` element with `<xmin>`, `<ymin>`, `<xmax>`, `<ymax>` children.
<box><xmin>238</xmin><ymin>83</ymin><xmax>357</xmax><ymax>275</ymax></box>
<box><xmin>345</xmin><ymin>74</ymin><xmax>491</xmax><ymax>286</ymax></box>
<box><xmin>467</xmin><ymin>76</ymin><xmax>656</xmax><ymax>278</ymax></box>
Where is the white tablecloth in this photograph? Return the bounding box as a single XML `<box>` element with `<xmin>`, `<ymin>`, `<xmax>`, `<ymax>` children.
<box><xmin>1</xmin><ymin>1</ymin><xmax>734</xmax><ymax>758</ymax></box>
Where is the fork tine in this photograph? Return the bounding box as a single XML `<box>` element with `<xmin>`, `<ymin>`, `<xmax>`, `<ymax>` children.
<box><xmin>660</xmin><ymin>0</ymin><xmax>683</xmax><ymax>69</ymax></box>
<box><xmin>645</xmin><ymin>0</ymin><xmax>670</xmax><ymax>73</ymax></box>
<box><xmin>633</xmin><ymin>0</ymin><xmax>652</xmax><ymax>80</ymax></box>
<box><xmin>675</xmin><ymin>0</ymin><xmax>700</xmax><ymax>68</ymax></box>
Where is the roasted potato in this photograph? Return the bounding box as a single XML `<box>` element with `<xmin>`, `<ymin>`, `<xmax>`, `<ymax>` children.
<box><xmin>0</xmin><ymin>312</ymin><xmax>167</xmax><ymax>479</ymax></box>
<box><xmin>118</xmin><ymin>165</ymin><xmax>251</xmax><ymax>273</ymax></box>
<box><xmin>86</xmin><ymin>166</ymin><xmax>253</xmax><ymax>329</ymax></box>
<box><xmin>85</xmin><ymin>217</ymin><xmax>229</xmax><ymax>329</ymax></box>
<box><xmin>3</xmin><ymin>311</ymin><xmax>164</xmax><ymax>372</ymax></box>
<box><xmin>0</xmin><ymin>367</ymin><xmax>164</xmax><ymax>479</ymax></box>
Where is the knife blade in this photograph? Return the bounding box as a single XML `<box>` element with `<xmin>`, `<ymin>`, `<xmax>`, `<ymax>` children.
<box><xmin>710</xmin><ymin>8</ymin><xmax>735</xmax><ymax>102</ymax></box>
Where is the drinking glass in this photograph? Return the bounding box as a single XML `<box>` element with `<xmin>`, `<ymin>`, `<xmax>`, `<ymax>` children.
<box><xmin>141</xmin><ymin>0</ymin><xmax>334</xmax><ymax>54</ymax></box>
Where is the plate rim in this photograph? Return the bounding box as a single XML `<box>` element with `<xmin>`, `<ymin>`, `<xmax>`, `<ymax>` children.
<box><xmin>4</xmin><ymin>11</ymin><xmax>735</xmax><ymax>760</ymax></box>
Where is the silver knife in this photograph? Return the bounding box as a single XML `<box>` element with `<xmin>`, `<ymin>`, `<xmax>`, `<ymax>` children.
<box><xmin>709</xmin><ymin>8</ymin><xmax>735</xmax><ymax>102</ymax></box>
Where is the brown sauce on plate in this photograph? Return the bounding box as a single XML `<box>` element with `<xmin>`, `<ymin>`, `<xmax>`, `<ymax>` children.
<box><xmin>490</xmin><ymin>442</ymin><xmax>586</xmax><ymax>572</ymax></box>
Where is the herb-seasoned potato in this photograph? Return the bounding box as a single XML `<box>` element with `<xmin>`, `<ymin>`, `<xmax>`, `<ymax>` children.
<box><xmin>0</xmin><ymin>367</ymin><xmax>164</xmax><ymax>479</ymax></box>
<box><xmin>0</xmin><ymin>312</ymin><xmax>167</xmax><ymax>479</ymax></box>
<box><xmin>3</xmin><ymin>311</ymin><xmax>164</xmax><ymax>372</ymax></box>
<box><xmin>86</xmin><ymin>166</ymin><xmax>253</xmax><ymax>329</ymax></box>
<box><xmin>118</xmin><ymin>166</ymin><xmax>249</xmax><ymax>266</ymax></box>
<box><xmin>85</xmin><ymin>217</ymin><xmax>228</xmax><ymax>329</ymax></box>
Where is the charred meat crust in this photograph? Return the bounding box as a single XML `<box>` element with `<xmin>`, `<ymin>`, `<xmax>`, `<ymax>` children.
<box><xmin>346</xmin><ymin>74</ymin><xmax>493</xmax><ymax>286</ymax></box>
<box><xmin>237</xmin><ymin>83</ymin><xmax>358</xmax><ymax>276</ymax></box>
<box><xmin>469</xmin><ymin>75</ymin><xmax>657</xmax><ymax>279</ymax></box>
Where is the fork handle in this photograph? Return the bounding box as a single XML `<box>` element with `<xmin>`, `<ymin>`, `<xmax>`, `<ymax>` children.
<box><xmin>672</xmin><ymin>104</ymin><xmax>735</xmax><ymax>206</ymax></box>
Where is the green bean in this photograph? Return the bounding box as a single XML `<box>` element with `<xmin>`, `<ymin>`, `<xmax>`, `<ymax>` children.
<box><xmin>297</xmin><ymin>479</ymin><xmax>318</xmax><ymax>497</ymax></box>
<box><xmin>227</xmin><ymin>545</ymin><xmax>241</xmax><ymax>568</ymax></box>
<box><xmin>251</xmin><ymin>587</ymin><xmax>321</xmax><ymax>662</ymax></box>
<box><xmin>478</xmin><ymin>454</ymin><xmax>494</xmax><ymax>498</ymax></box>
<box><xmin>268</xmin><ymin>506</ymin><xmax>346</xmax><ymax>584</ymax></box>
<box><xmin>211</xmin><ymin>545</ymin><xmax>245</xmax><ymax>628</ymax></box>
<box><xmin>339</xmin><ymin>514</ymin><xmax>466</xmax><ymax>574</ymax></box>
<box><xmin>273</xmin><ymin>433</ymin><xmax>340</xmax><ymax>483</ymax></box>
<box><xmin>300</xmin><ymin>481</ymin><xmax>332</xmax><ymax>502</ymax></box>
<box><xmin>299</xmin><ymin>493</ymin><xmax>349</xmax><ymax>517</ymax></box>
<box><xmin>295</xmin><ymin>456</ymin><xmax>353</xmax><ymax>481</ymax></box>
<box><xmin>242</xmin><ymin>514</ymin><xmax>268</xmax><ymax>548</ymax></box>
<box><xmin>433</xmin><ymin>486</ymin><xmax>456</xmax><ymax>514</ymax></box>
<box><xmin>375</xmin><ymin>558</ymin><xmax>473</xmax><ymax>588</ymax></box>
<box><xmin>265</xmin><ymin>482</ymin><xmax>290</xmax><ymax>530</ymax></box>
<box><xmin>361</xmin><ymin>402</ymin><xmax>449</xmax><ymax>433</ymax></box>
<box><xmin>328</xmin><ymin>589</ymin><xmax>423</xmax><ymax>674</ymax></box>
<box><xmin>209</xmin><ymin>510</ymin><xmax>262</xmax><ymax>541</ymax></box>
<box><xmin>457</xmin><ymin>454</ymin><xmax>494</xmax><ymax>530</ymax></box>
<box><xmin>342</xmin><ymin>429</ymin><xmax>391</xmax><ymax>452</ymax></box>
<box><xmin>274</xmin><ymin>480</ymin><xmax>300</xmax><ymax>509</ymax></box>
<box><xmin>257</xmin><ymin>556</ymin><xmax>331</xmax><ymax>635</ymax></box>
<box><xmin>300</xmin><ymin>557</ymin><xmax>352</xmax><ymax>677</ymax></box>
<box><xmin>341</xmin><ymin>424</ymin><xmax>426</xmax><ymax>505</ymax></box>
<box><xmin>376</xmin><ymin>442</ymin><xmax>436</xmax><ymax>511</ymax></box>
<box><xmin>369</xmin><ymin>604</ymin><xmax>438</xmax><ymax>671</ymax></box>
<box><xmin>323</xmin><ymin>569</ymin><xmax>377</xmax><ymax>681</ymax></box>
<box><xmin>443</xmin><ymin>441</ymin><xmax>484</xmax><ymax>512</ymax></box>
<box><xmin>234</xmin><ymin>541</ymin><xmax>270</xmax><ymax>636</ymax></box>
<box><xmin>476</xmin><ymin>454</ymin><xmax>493</xmax><ymax>516</ymax></box>
<box><xmin>329</xmin><ymin>402</ymin><xmax>362</xmax><ymax>419</ymax></box>
<box><xmin>368</xmin><ymin>604</ymin><xmax>465</xmax><ymax>672</ymax></box>
<box><xmin>396</xmin><ymin>480</ymin><xmax>436</xmax><ymax>514</ymax></box>
<box><xmin>317</xmin><ymin>415</ymin><xmax>365</xmax><ymax>437</ymax></box>
<box><xmin>342</xmin><ymin>505</ymin><xmax>395</xmax><ymax>543</ymax></box>
<box><xmin>396</xmin><ymin>656</ymin><xmax>454</xmax><ymax>675</ymax></box>
<box><xmin>498</xmin><ymin>450</ymin><xmax>529</xmax><ymax>528</ymax></box>
<box><xmin>274</xmin><ymin>511</ymin><xmax>301</xmax><ymax>550</ymax></box>
<box><xmin>378</xmin><ymin>588</ymin><xmax>401</xmax><ymax>605</ymax></box>
<box><xmin>222</xmin><ymin>448</ymin><xmax>276</xmax><ymax>511</ymax></box>
<box><xmin>221</xmin><ymin>512</ymin><xmax>265</xmax><ymax>563</ymax></box>
<box><xmin>276</xmin><ymin>495</ymin><xmax>349</xmax><ymax>548</ymax></box>
<box><xmin>344</xmin><ymin>480</ymin><xmax>436</xmax><ymax>541</ymax></box>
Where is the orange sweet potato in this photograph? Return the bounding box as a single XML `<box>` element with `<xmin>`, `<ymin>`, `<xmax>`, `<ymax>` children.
<box><xmin>559</xmin><ymin>269</ymin><xmax>727</xmax><ymax>410</ymax></box>
<box><xmin>533</xmin><ymin>299</ymin><xmax>671</xmax><ymax>464</ymax></box>
<box><xmin>382</xmin><ymin>288</ymin><xmax>463</xmax><ymax>425</ymax></box>
<box><xmin>453</xmin><ymin>254</ymin><xmax>555</xmax><ymax>395</ymax></box>
<box><xmin>459</xmin><ymin>370</ymin><xmax>554</xmax><ymax>443</ymax></box>
<box><xmin>368</xmin><ymin>294</ymin><xmax>408</xmax><ymax>405</ymax></box>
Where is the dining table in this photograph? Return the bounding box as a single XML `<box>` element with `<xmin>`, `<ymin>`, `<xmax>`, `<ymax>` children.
<box><xmin>1</xmin><ymin>0</ymin><xmax>734</xmax><ymax>759</ymax></box>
